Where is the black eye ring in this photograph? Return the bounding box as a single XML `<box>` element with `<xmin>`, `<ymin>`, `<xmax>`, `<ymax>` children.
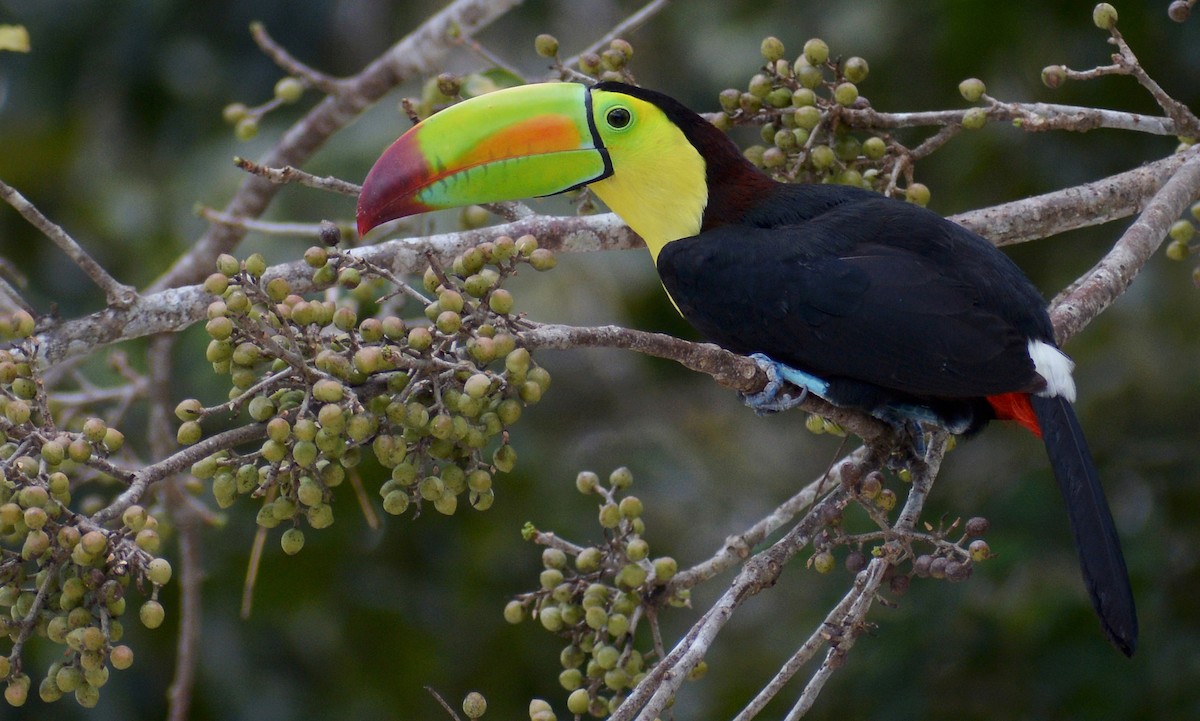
<box><xmin>606</xmin><ymin>107</ymin><xmax>632</xmax><ymax>129</ymax></box>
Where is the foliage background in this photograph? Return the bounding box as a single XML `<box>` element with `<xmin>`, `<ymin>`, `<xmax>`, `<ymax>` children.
<box><xmin>0</xmin><ymin>0</ymin><xmax>1197</xmax><ymax>719</ymax></box>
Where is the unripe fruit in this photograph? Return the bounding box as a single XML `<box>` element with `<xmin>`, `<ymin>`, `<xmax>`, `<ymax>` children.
<box><xmin>626</xmin><ymin>538</ymin><xmax>649</xmax><ymax>562</ymax></box>
<box><xmin>147</xmin><ymin>558</ymin><xmax>173</xmax><ymax>585</ymax></box>
<box><xmin>958</xmin><ymin>77</ymin><xmax>986</xmax><ymax>102</ymax></box>
<box><xmin>538</xmin><ymin>605</ymin><xmax>563</xmax><ymax>632</ymax></box>
<box><xmin>535</xmin><ymin>33</ymin><xmax>559</xmax><ymax>57</ymax></box>
<box><xmin>312</xmin><ymin>378</ymin><xmax>345</xmax><ymax>403</ymax></box>
<box><xmin>598</xmin><ymin>503</ymin><xmax>621</xmax><ymax>528</ymax></box>
<box><xmin>529</xmin><ymin>248</ymin><xmax>556</xmax><ymax>271</ymax></box>
<box><xmin>843</xmin><ymin>56</ymin><xmax>869</xmax><ymax>83</ymax></box>
<box><xmin>609</xmin><ymin>466</ymin><xmax>633</xmax><ymax>489</ymax></box>
<box><xmin>747</xmin><ymin>73</ymin><xmax>772</xmax><ymax>99</ymax></box>
<box><xmin>1092</xmin><ymin>3</ymin><xmax>1118</xmax><ymax>29</ymax></box>
<box><xmin>575</xmin><ymin>547</ymin><xmax>602</xmax><ymax>572</ymax></box>
<box><xmin>812</xmin><ymin>550</ymin><xmax>835</xmax><ymax>573</ymax></box>
<box><xmin>615</xmin><ymin>563</ymin><xmax>647</xmax><ymax>589</ymax></box>
<box><xmin>653</xmin><ymin>556</ymin><xmax>678</xmax><ymax>581</ymax></box>
<box><xmin>809</xmin><ymin>144</ymin><xmax>835</xmax><ymax>170</ymax></box>
<box><xmin>1166</xmin><ymin>240</ymin><xmax>1190</xmax><ymax>261</ymax></box>
<box><xmin>803</xmin><ymin>38</ymin><xmax>829</xmax><ymax>66</ymax></box>
<box><xmin>243</xmin><ymin>253</ymin><xmax>266</xmax><ymax>277</ymax></box>
<box><xmin>962</xmin><ymin>107</ymin><xmax>988</xmax><ymax>130</ymax></box>
<box><xmin>140</xmin><ymin>600</ymin><xmax>165</xmax><ymax>629</ymax></box>
<box><xmin>567</xmin><ymin>689</ymin><xmax>590</xmax><ymax>715</ymax></box>
<box><xmin>407</xmin><ymin>326</ymin><xmax>433</xmax><ymax>351</ymax></box>
<box><xmin>795</xmin><ymin>62</ymin><xmax>823</xmax><ymax>90</ymax></box>
<box><xmin>504</xmin><ymin>599</ymin><xmax>526</xmax><ymax>624</ymax></box>
<box><xmin>905</xmin><ymin>182</ymin><xmax>931</xmax><ymax>207</ymax></box>
<box><xmin>1169</xmin><ymin>219</ymin><xmax>1195</xmax><ymax>243</ymax></box>
<box><xmin>618</xmin><ymin>495</ymin><xmax>643</xmax><ymax>519</ymax></box>
<box><xmin>833</xmin><ymin>82</ymin><xmax>859</xmax><ymax>106</ymax></box>
<box><xmin>281</xmin><ymin>527</ymin><xmax>305</xmax><ymax>555</ymax></box>
<box><xmin>304</xmin><ymin>246</ymin><xmax>328</xmax><ymax>268</ymax></box>
<box><xmin>177</xmin><ymin>420</ymin><xmax>202</xmax><ymax>445</ymax></box>
<box><xmin>110</xmin><ymin>645</ymin><xmax>134</xmax><ymax>670</ymax></box>
<box><xmin>462</xmin><ymin>691</ymin><xmax>487</xmax><ymax>719</ymax></box>
<box><xmin>1041</xmin><ymin>65</ymin><xmax>1066</xmax><ymax>89</ymax></box>
<box><xmin>863</xmin><ymin>135</ymin><xmax>887</xmax><ymax>160</ymax></box>
<box><xmin>760</xmin><ymin>36</ymin><xmax>785</xmax><ymax>62</ymax></box>
<box><xmin>275</xmin><ymin>76</ymin><xmax>304</xmax><ymax>103</ymax></box>
<box><xmin>488</xmin><ymin>288</ymin><xmax>514</xmax><ymax>314</ymax></box>
<box><xmin>223</xmin><ymin>102</ymin><xmax>249</xmax><ymax>124</ymax></box>
<box><xmin>175</xmin><ymin>398</ymin><xmax>204</xmax><ymax>421</ymax></box>
<box><xmin>877</xmin><ymin>488</ymin><xmax>898</xmax><ymax>512</ymax></box>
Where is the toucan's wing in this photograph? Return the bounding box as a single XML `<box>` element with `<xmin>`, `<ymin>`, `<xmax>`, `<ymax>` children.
<box><xmin>657</xmin><ymin>194</ymin><xmax>1047</xmax><ymax>400</ymax></box>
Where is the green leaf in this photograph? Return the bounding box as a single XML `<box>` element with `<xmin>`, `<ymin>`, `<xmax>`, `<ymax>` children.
<box><xmin>0</xmin><ymin>25</ymin><xmax>30</xmax><ymax>53</ymax></box>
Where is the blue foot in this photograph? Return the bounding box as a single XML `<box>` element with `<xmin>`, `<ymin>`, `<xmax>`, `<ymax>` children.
<box><xmin>741</xmin><ymin>353</ymin><xmax>831</xmax><ymax>415</ymax></box>
<box><xmin>874</xmin><ymin>404</ymin><xmax>950</xmax><ymax>456</ymax></box>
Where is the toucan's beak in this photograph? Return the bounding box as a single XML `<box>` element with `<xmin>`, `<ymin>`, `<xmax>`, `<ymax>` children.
<box><xmin>356</xmin><ymin>82</ymin><xmax>612</xmax><ymax>237</ymax></box>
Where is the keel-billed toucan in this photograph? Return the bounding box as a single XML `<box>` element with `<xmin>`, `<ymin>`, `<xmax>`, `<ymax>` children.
<box><xmin>356</xmin><ymin>81</ymin><xmax>1137</xmax><ymax>655</ymax></box>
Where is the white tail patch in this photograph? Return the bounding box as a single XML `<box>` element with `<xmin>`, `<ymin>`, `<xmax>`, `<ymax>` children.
<box><xmin>1028</xmin><ymin>339</ymin><xmax>1076</xmax><ymax>402</ymax></box>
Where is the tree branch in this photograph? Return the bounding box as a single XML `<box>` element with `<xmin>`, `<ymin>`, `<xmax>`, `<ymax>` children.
<box><xmin>948</xmin><ymin>147</ymin><xmax>1198</xmax><ymax>246</ymax></box>
<box><xmin>842</xmin><ymin>101</ymin><xmax>1182</xmax><ymax>136</ymax></box>
<box><xmin>90</xmin><ymin>423</ymin><xmax>267</xmax><ymax>525</ymax></box>
<box><xmin>1049</xmin><ymin>146</ymin><xmax>1200</xmax><ymax>342</ymax></box>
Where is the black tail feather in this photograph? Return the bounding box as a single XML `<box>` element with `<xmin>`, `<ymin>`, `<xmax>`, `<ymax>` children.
<box><xmin>1030</xmin><ymin>394</ymin><xmax>1138</xmax><ymax>656</ymax></box>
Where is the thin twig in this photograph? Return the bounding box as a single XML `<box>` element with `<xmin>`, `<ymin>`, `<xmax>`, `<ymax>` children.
<box><xmin>90</xmin><ymin>423</ymin><xmax>268</xmax><ymax>525</ymax></box>
<box><xmin>0</xmin><ymin>272</ymin><xmax>34</xmax><ymax>315</ymax></box>
<box><xmin>562</xmin><ymin>0</ymin><xmax>672</xmax><ymax>68</ymax></box>
<box><xmin>233</xmin><ymin>156</ymin><xmax>362</xmax><ymax>196</ymax></box>
<box><xmin>197</xmin><ymin>205</ymin><xmax>336</xmax><ymax>238</ymax></box>
<box><xmin>250</xmin><ymin>21</ymin><xmax>343</xmax><ymax>96</ymax></box>
<box><xmin>0</xmin><ymin>178</ymin><xmax>138</xmax><ymax>308</ymax></box>
<box><xmin>841</xmin><ymin>102</ymin><xmax>1181</xmax><ymax>136</ymax></box>
<box><xmin>670</xmin><ymin>447</ymin><xmax>871</xmax><ymax>590</ymax></box>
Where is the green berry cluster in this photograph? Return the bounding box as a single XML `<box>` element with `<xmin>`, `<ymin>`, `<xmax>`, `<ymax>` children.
<box><xmin>0</xmin><ymin>337</ymin><xmax>172</xmax><ymax>707</ymax></box>
<box><xmin>1165</xmin><ymin>202</ymin><xmax>1200</xmax><ymax>277</ymax></box>
<box><xmin>222</xmin><ymin>73</ymin><xmax>307</xmax><ymax>142</ymax></box>
<box><xmin>534</xmin><ymin>33</ymin><xmax>636</xmax><ymax>85</ymax></box>
<box><xmin>713</xmin><ymin>36</ymin><xmax>929</xmax><ymax>205</ymax></box>
<box><xmin>183</xmin><ymin>235</ymin><xmax>555</xmax><ymax>554</ymax></box>
<box><xmin>505</xmin><ymin>468</ymin><xmax>688</xmax><ymax>719</ymax></box>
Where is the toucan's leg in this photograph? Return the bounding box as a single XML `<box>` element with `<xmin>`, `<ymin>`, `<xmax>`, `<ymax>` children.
<box><xmin>741</xmin><ymin>353</ymin><xmax>830</xmax><ymax>414</ymax></box>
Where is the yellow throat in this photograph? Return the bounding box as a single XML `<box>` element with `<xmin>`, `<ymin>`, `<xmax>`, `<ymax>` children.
<box><xmin>586</xmin><ymin>91</ymin><xmax>709</xmax><ymax>262</ymax></box>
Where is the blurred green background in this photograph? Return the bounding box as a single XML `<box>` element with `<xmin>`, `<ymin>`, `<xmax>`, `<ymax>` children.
<box><xmin>1</xmin><ymin>1</ymin><xmax>1198</xmax><ymax>719</ymax></box>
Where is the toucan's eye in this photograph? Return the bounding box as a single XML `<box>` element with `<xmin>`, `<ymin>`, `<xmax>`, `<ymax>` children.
<box><xmin>606</xmin><ymin>107</ymin><xmax>632</xmax><ymax>129</ymax></box>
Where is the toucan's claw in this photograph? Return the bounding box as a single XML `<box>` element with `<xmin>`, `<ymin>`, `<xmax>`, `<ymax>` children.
<box><xmin>874</xmin><ymin>404</ymin><xmax>942</xmax><ymax>456</ymax></box>
<box><xmin>741</xmin><ymin>353</ymin><xmax>830</xmax><ymax>415</ymax></box>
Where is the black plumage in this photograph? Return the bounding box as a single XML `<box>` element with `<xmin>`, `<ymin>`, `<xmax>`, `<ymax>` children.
<box><xmin>657</xmin><ymin>183</ymin><xmax>1050</xmax><ymax>427</ymax></box>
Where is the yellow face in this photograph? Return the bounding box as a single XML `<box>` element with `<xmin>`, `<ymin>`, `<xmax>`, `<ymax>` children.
<box><xmin>587</xmin><ymin>89</ymin><xmax>709</xmax><ymax>261</ymax></box>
